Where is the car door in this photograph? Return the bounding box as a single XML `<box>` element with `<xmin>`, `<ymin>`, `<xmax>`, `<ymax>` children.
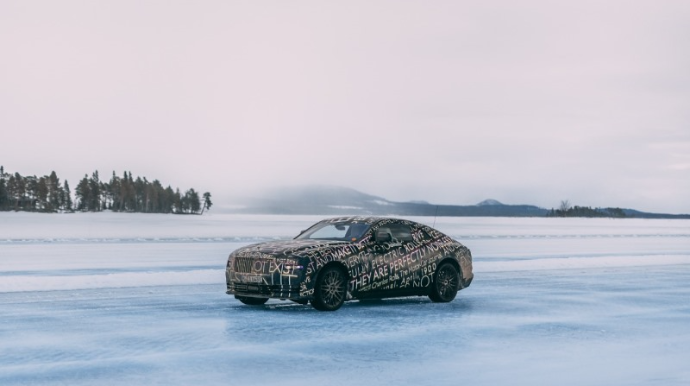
<box><xmin>349</xmin><ymin>220</ymin><xmax>422</xmax><ymax>298</ymax></box>
<box><xmin>383</xmin><ymin>222</ymin><xmax>430</xmax><ymax>293</ymax></box>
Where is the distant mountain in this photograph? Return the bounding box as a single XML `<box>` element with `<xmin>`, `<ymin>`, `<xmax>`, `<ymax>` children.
<box><xmin>477</xmin><ymin>199</ymin><xmax>503</xmax><ymax>206</ymax></box>
<box><xmin>226</xmin><ymin>185</ymin><xmax>690</xmax><ymax>218</ymax></box>
<box><xmin>233</xmin><ymin>185</ymin><xmax>388</xmax><ymax>215</ymax></box>
<box><xmin>229</xmin><ymin>185</ymin><xmax>550</xmax><ymax>217</ymax></box>
<box><xmin>223</xmin><ymin>185</ymin><xmax>690</xmax><ymax>219</ymax></box>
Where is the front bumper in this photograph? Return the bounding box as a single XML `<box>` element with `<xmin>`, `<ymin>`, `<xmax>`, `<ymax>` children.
<box><xmin>225</xmin><ymin>266</ymin><xmax>310</xmax><ymax>300</ymax></box>
<box><xmin>226</xmin><ymin>282</ymin><xmax>304</xmax><ymax>299</ymax></box>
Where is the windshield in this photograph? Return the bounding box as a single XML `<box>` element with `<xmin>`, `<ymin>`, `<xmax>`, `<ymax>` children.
<box><xmin>295</xmin><ymin>221</ymin><xmax>371</xmax><ymax>242</ymax></box>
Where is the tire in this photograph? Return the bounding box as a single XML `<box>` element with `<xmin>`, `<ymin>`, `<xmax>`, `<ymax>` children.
<box><xmin>235</xmin><ymin>296</ymin><xmax>269</xmax><ymax>306</ymax></box>
<box><xmin>311</xmin><ymin>266</ymin><xmax>347</xmax><ymax>311</ymax></box>
<box><xmin>429</xmin><ymin>262</ymin><xmax>459</xmax><ymax>303</ymax></box>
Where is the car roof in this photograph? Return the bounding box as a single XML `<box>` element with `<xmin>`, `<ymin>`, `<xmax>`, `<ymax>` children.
<box><xmin>319</xmin><ymin>216</ymin><xmax>415</xmax><ymax>225</ymax></box>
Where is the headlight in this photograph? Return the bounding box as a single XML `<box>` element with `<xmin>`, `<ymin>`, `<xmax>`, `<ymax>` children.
<box><xmin>280</xmin><ymin>259</ymin><xmax>303</xmax><ymax>269</ymax></box>
<box><xmin>278</xmin><ymin>258</ymin><xmax>304</xmax><ymax>270</ymax></box>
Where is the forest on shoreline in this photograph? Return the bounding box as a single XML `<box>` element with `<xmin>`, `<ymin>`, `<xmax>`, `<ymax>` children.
<box><xmin>0</xmin><ymin>167</ymin><xmax>211</xmax><ymax>214</ymax></box>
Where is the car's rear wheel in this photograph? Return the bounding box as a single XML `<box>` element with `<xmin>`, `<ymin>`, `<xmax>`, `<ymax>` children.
<box><xmin>429</xmin><ymin>262</ymin><xmax>459</xmax><ymax>303</ymax></box>
<box><xmin>235</xmin><ymin>296</ymin><xmax>269</xmax><ymax>305</ymax></box>
<box><xmin>311</xmin><ymin>266</ymin><xmax>347</xmax><ymax>311</ymax></box>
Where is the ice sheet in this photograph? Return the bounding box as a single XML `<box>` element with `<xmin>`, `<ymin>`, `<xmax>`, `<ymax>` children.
<box><xmin>1</xmin><ymin>213</ymin><xmax>689</xmax><ymax>385</ymax></box>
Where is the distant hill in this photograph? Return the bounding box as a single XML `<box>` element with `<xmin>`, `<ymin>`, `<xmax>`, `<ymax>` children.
<box><xmin>229</xmin><ymin>185</ymin><xmax>547</xmax><ymax>217</ymax></box>
<box><xmin>621</xmin><ymin>209</ymin><xmax>690</xmax><ymax>219</ymax></box>
<box><xmin>227</xmin><ymin>185</ymin><xmax>690</xmax><ymax>219</ymax></box>
<box><xmin>234</xmin><ymin>185</ymin><xmax>392</xmax><ymax>215</ymax></box>
<box><xmin>477</xmin><ymin>199</ymin><xmax>504</xmax><ymax>206</ymax></box>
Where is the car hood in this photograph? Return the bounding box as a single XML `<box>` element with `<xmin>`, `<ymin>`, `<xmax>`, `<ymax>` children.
<box><xmin>231</xmin><ymin>239</ymin><xmax>350</xmax><ymax>259</ymax></box>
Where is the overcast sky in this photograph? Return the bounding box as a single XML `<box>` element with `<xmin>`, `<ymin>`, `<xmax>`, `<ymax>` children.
<box><xmin>1</xmin><ymin>1</ymin><xmax>689</xmax><ymax>213</ymax></box>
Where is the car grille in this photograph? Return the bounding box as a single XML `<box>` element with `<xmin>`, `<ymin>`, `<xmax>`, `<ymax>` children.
<box><xmin>234</xmin><ymin>257</ymin><xmax>254</xmax><ymax>273</ymax></box>
<box><xmin>234</xmin><ymin>257</ymin><xmax>272</xmax><ymax>274</ymax></box>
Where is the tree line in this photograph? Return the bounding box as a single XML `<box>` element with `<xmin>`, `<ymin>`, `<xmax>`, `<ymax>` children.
<box><xmin>547</xmin><ymin>200</ymin><xmax>627</xmax><ymax>218</ymax></box>
<box><xmin>0</xmin><ymin>166</ymin><xmax>212</xmax><ymax>214</ymax></box>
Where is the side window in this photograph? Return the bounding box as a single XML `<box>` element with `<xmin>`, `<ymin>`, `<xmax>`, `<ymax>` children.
<box><xmin>421</xmin><ymin>226</ymin><xmax>441</xmax><ymax>239</ymax></box>
<box><xmin>308</xmin><ymin>224</ymin><xmax>348</xmax><ymax>239</ymax></box>
<box><xmin>387</xmin><ymin>223</ymin><xmax>413</xmax><ymax>242</ymax></box>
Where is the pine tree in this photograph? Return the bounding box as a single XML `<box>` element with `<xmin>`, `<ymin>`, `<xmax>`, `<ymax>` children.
<box><xmin>126</xmin><ymin>172</ymin><xmax>136</xmax><ymax>211</ymax></box>
<box><xmin>185</xmin><ymin>189</ymin><xmax>201</xmax><ymax>214</ymax></box>
<box><xmin>109</xmin><ymin>172</ymin><xmax>121</xmax><ymax>211</ymax></box>
<box><xmin>48</xmin><ymin>171</ymin><xmax>60</xmax><ymax>211</ymax></box>
<box><xmin>164</xmin><ymin>186</ymin><xmax>175</xmax><ymax>213</ymax></box>
<box><xmin>118</xmin><ymin>171</ymin><xmax>129</xmax><ymax>211</ymax></box>
<box><xmin>133</xmin><ymin>176</ymin><xmax>145</xmax><ymax>212</ymax></box>
<box><xmin>201</xmin><ymin>192</ymin><xmax>212</xmax><ymax>214</ymax></box>
<box><xmin>25</xmin><ymin>175</ymin><xmax>39</xmax><ymax>211</ymax></box>
<box><xmin>0</xmin><ymin>174</ymin><xmax>8</xmax><ymax>211</ymax></box>
<box><xmin>37</xmin><ymin>177</ymin><xmax>49</xmax><ymax>212</ymax></box>
<box><xmin>151</xmin><ymin>180</ymin><xmax>164</xmax><ymax>212</ymax></box>
<box><xmin>75</xmin><ymin>175</ymin><xmax>91</xmax><ymax>211</ymax></box>
<box><xmin>12</xmin><ymin>173</ymin><xmax>26</xmax><ymax>210</ymax></box>
<box><xmin>88</xmin><ymin>171</ymin><xmax>101</xmax><ymax>211</ymax></box>
<box><xmin>173</xmin><ymin>188</ymin><xmax>182</xmax><ymax>213</ymax></box>
<box><xmin>62</xmin><ymin>181</ymin><xmax>73</xmax><ymax>212</ymax></box>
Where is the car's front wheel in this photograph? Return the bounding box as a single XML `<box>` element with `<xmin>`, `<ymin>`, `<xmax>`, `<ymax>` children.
<box><xmin>429</xmin><ymin>262</ymin><xmax>459</xmax><ymax>302</ymax></box>
<box><xmin>235</xmin><ymin>296</ymin><xmax>269</xmax><ymax>306</ymax></box>
<box><xmin>311</xmin><ymin>266</ymin><xmax>347</xmax><ymax>311</ymax></box>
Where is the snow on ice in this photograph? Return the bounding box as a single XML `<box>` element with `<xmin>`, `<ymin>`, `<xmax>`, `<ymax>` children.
<box><xmin>1</xmin><ymin>212</ymin><xmax>689</xmax><ymax>385</ymax></box>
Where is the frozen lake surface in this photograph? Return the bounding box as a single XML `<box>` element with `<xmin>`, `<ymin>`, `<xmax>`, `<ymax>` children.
<box><xmin>1</xmin><ymin>213</ymin><xmax>689</xmax><ymax>385</ymax></box>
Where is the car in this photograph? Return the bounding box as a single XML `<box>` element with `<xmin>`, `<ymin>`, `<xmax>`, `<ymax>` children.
<box><xmin>225</xmin><ymin>216</ymin><xmax>473</xmax><ymax>311</ymax></box>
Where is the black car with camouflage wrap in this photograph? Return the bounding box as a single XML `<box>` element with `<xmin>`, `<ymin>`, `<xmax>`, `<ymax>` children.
<box><xmin>225</xmin><ymin>216</ymin><xmax>473</xmax><ymax>311</ymax></box>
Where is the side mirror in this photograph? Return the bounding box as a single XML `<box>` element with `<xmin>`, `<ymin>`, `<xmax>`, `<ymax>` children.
<box><xmin>375</xmin><ymin>229</ymin><xmax>392</xmax><ymax>243</ymax></box>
